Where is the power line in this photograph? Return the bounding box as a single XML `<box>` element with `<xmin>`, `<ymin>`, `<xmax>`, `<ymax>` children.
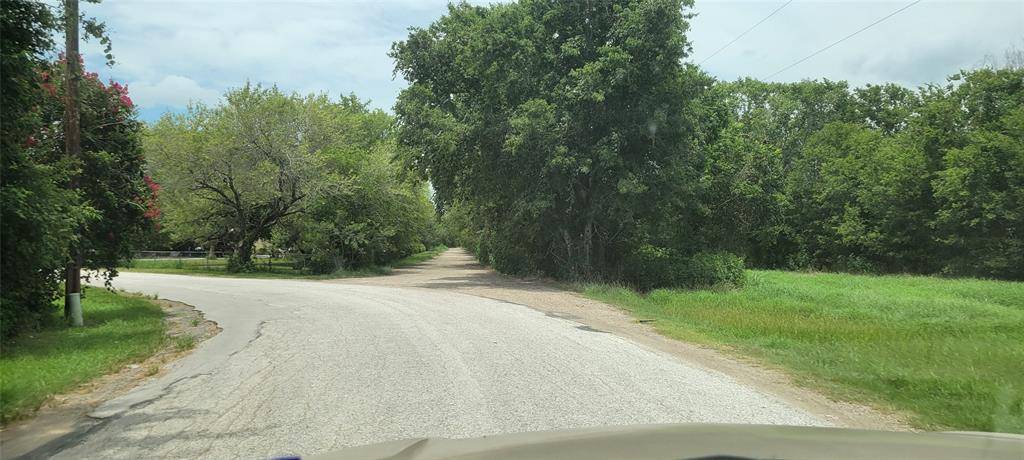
<box><xmin>765</xmin><ymin>0</ymin><xmax>923</xmax><ymax>79</ymax></box>
<box><xmin>699</xmin><ymin>0</ymin><xmax>793</xmax><ymax>65</ymax></box>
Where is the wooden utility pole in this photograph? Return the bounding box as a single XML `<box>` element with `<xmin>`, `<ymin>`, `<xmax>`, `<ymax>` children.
<box><xmin>64</xmin><ymin>0</ymin><xmax>83</xmax><ymax>327</ymax></box>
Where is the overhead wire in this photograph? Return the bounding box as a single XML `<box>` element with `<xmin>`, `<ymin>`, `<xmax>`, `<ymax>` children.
<box><xmin>764</xmin><ymin>0</ymin><xmax>923</xmax><ymax>79</ymax></box>
<box><xmin>698</xmin><ymin>0</ymin><xmax>794</xmax><ymax>65</ymax></box>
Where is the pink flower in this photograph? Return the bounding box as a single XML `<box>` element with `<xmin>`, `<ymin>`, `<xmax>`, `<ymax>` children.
<box><xmin>41</xmin><ymin>82</ymin><xmax>57</xmax><ymax>97</ymax></box>
<box><xmin>143</xmin><ymin>175</ymin><xmax>161</xmax><ymax>192</ymax></box>
<box><xmin>142</xmin><ymin>176</ymin><xmax>162</xmax><ymax>219</ymax></box>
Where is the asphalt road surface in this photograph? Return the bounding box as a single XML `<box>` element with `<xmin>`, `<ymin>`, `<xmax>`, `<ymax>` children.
<box><xmin>57</xmin><ymin>250</ymin><xmax>827</xmax><ymax>458</ymax></box>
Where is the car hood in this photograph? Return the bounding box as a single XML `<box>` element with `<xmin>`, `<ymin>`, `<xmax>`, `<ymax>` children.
<box><xmin>308</xmin><ymin>423</ymin><xmax>1024</xmax><ymax>460</ymax></box>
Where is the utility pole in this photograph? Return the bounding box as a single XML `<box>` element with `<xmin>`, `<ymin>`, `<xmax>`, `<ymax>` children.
<box><xmin>64</xmin><ymin>0</ymin><xmax>83</xmax><ymax>327</ymax></box>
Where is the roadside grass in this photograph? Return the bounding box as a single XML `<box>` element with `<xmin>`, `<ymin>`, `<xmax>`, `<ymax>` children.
<box><xmin>391</xmin><ymin>245</ymin><xmax>449</xmax><ymax>268</ymax></box>
<box><xmin>174</xmin><ymin>334</ymin><xmax>196</xmax><ymax>351</ymax></box>
<box><xmin>584</xmin><ymin>270</ymin><xmax>1024</xmax><ymax>433</ymax></box>
<box><xmin>124</xmin><ymin>257</ymin><xmax>324</xmax><ymax>278</ymax></box>
<box><xmin>0</xmin><ymin>287</ymin><xmax>166</xmax><ymax>423</ymax></box>
<box><xmin>122</xmin><ymin>245</ymin><xmax>448</xmax><ymax>279</ymax></box>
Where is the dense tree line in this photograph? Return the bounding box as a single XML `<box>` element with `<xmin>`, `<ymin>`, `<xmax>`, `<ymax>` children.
<box><xmin>146</xmin><ymin>87</ymin><xmax>437</xmax><ymax>273</ymax></box>
<box><xmin>396</xmin><ymin>0</ymin><xmax>1022</xmax><ymax>288</ymax></box>
<box><xmin>1</xmin><ymin>0</ymin><xmax>154</xmax><ymax>338</ymax></box>
<box><xmin>705</xmin><ymin>67</ymin><xmax>1023</xmax><ymax>279</ymax></box>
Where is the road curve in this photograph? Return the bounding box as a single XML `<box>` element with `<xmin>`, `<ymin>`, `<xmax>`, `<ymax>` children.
<box><xmin>58</xmin><ymin>254</ymin><xmax>826</xmax><ymax>458</ymax></box>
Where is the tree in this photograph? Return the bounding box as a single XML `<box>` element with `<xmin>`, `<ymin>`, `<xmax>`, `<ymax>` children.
<box><xmin>1</xmin><ymin>0</ymin><xmax>152</xmax><ymax>337</ymax></box>
<box><xmin>37</xmin><ymin>61</ymin><xmax>155</xmax><ymax>283</ymax></box>
<box><xmin>393</xmin><ymin>0</ymin><xmax>740</xmax><ymax>287</ymax></box>
<box><xmin>931</xmin><ymin>68</ymin><xmax>1024</xmax><ymax>278</ymax></box>
<box><xmin>272</xmin><ymin>97</ymin><xmax>438</xmax><ymax>273</ymax></box>
<box><xmin>1</xmin><ymin>0</ymin><xmax>81</xmax><ymax>337</ymax></box>
<box><xmin>146</xmin><ymin>85</ymin><xmax>324</xmax><ymax>271</ymax></box>
<box><xmin>706</xmin><ymin>65</ymin><xmax>1023</xmax><ymax>280</ymax></box>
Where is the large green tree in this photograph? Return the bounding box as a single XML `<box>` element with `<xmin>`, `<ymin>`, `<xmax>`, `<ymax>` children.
<box><xmin>272</xmin><ymin>97</ymin><xmax>438</xmax><ymax>273</ymax></box>
<box><xmin>1</xmin><ymin>0</ymin><xmax>80</xmax><ymax>337</ymax></box>
<box><xmin>147</xmin><ymin>88</ymin><xmax>437</xmax><ymax>273</ymax></box>
<box><xmin>1</xmin><ymin>0</ymin><xmax>153</xmax><ymax>338</ymax></box>
<box><xmin>146</xmin><ymin>85</ymin><xmax>325</xmax><ymax>270</ymax></box>
<box><xmin>37</xmin><ymin>61</ymin><xmax>156</xmax><ymax>281</ymax></box>
<box><xmin>930</xmin><ymin>68</ymin><xmax>1024</xmax><ymax>278</ymax></box>
<box><xmin>393</xmin><ymin>0</ymin><xmax>740</xmax><ymax>287</ymax></box>
<box><xmin>707</xmin><ymin>66</ymin><xmax>1023</xmax><ymax>279</ymax></box>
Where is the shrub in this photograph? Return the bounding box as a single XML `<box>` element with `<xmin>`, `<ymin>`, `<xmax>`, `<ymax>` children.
<box><xmin>626</xmin><ymin>246</ymin><xmax>745</xmax><ymax>291</ymax></box>
<box><xmin>682</xmin><ymin>251</ymin><xmax>746</xmax><ymax>288</ymax></box>
<box><xmin>625</xmin><ymin>244</ymin><xmax>685</xmax><ymax>291</ymax></box>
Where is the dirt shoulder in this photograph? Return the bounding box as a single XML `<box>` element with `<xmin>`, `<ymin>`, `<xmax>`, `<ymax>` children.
<box><xmin>333</xmin><ymin>248</ymin><xmax>910</xmax><ymax>431</ymax></box>
<box><xmin>0</xmin><ymin>297</ymin><xmax>219</xmax><ymax>459</ymax></box>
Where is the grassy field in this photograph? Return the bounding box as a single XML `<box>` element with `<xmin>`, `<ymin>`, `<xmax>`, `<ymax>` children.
<box><xmin>0</xmin><ymin>288</ymin><xmax>167</xmax><ymax>423</ymax></box>
<box><xmin>123</xmin><ymin>246</ymin><xmax>448</xmax><ymax>279</ymax></box>
<box><xmin>585</xmin><ymin>270</ymin><xmax>1024</xmax><ymax>433</ymax></box>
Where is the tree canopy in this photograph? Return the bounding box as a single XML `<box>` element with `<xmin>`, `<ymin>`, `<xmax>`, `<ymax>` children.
<box><xmin>146</xmin><ymin>87</ymin><xmax>437</xmax><ymax>273</ymax></box>
<box><xmin>702</xmin><ymin>66</ymin><xmax>1024</xmax><ymax>279</ymax></box>
<box><xmin>392</xmin><ymin>0</ymin><xmax>743</xmax><ymax>287</ymax></box>
<box><xmin>1</xmin><ymin>0</ymin><xmax>153</xmax><ymax>338</ymax></box>
<box><xmin>394</xmin><ymin>0</ymin><xmax>1022</xmax><ymax>286</ymax></box>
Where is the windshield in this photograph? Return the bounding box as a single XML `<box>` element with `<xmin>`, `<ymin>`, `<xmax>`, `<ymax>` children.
<box><xmin>1</xmin><ymin>1</ymin><xmax>1022</xmax><ymax>459</ymax></box>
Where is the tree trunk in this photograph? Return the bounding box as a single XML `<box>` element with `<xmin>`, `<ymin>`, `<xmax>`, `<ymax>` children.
<box><xmin>582</xmin><ymin>217</ymin><xmax>593</xmax><ymax>278</ymax></box>
<box><xmin>229</xmin><ymin>234</ymin><xmax>258</xmax><ymax>272</ymax></box>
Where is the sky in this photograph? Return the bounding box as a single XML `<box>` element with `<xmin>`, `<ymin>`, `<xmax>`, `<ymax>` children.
<box><xmin>75</xmin><ymin>0</ymin><xmax>1024</xmax><ymax>122</ymax></box>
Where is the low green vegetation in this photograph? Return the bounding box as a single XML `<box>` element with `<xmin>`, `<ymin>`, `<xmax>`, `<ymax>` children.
<box><xmin>585</xmin><ymin>271</ymin><xmax>1024</xmax><ymax>433</ymax></box>
<box><xmin>173</xmin><ymin>334</ymin><xmax>196</xmax><ymax>351</ymax></box>
<box><xmin>391</xmin><ymin>245</ymin><xmax>449</xmax><ymax>268</ymax></box>
<box><xmin>0</xmin><ymin>288</ymin><xmax>167</xmax><ymax>423</ymax></box>
<box><xmin>122</xmin><ymin>246</ymin><xmax>447</xmax><ymax>279</ymax></box>
<box><xmin>125</xmin><ymin>257</ymin><xmax>321</xmax><ymax>278</ymax></box>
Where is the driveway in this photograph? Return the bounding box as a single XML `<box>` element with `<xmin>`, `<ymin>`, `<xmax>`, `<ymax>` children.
<box><xmin>53</xmin><ymin>249</ymin><xmax>831</xmax><ymax>458</ymax></box>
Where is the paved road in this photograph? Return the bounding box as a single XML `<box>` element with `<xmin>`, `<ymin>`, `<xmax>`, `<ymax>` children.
<box><xmin>58</xmin><ymin>250</ymin><xmax>826</xmax><ymax>458</ymax></box>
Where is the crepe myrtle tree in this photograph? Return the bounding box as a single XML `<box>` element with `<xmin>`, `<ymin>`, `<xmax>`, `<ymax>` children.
<box><xmin>32</xmin><ymin>58</ymin><xmax>158</xmax><ymax>280</ymax></box>
<box><xmin>146</xmin><ymin>84</ymin><xmax>325</xmax><ymax>271</ymax></box>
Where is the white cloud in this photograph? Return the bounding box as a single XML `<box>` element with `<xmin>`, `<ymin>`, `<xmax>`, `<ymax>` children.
<box><xmin>75</xmin><ymin>0</ymin><xmax>1023</xmax><ymax>121</ymax></box>
<box><xmin>127</xmin><ymin>75</ymin><xmax>221</xmax><ymax>108</ymax></box>
<box><xmin>690</xmin><ymin>0</ymin><xmax>1023</xmax><ymax>87</ymax></box>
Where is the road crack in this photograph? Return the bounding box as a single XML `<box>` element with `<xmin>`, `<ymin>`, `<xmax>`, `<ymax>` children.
<box><xmin>228</xmin><ymin>320</ymin><xmax>270</xmax><ymax>357</ymax></box>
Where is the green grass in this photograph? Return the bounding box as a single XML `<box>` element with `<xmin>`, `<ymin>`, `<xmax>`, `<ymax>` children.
<box><xmin>0</xmin><ymin>288</ymin><xmax>167</xmax><ymax>423</ymax></box>
<box><xmin>584</xmin><ymin>270</ymin><xmax>1024</xmax><ymax>433</ymax></box>
<box><xmin>124</xmin><ymin>257</ymin><xmax>321</xmax><ymax>278</ymax></box>
<box><xmin>122</xmin><ymin>246</ymin><xmax>448</xmax><ymax>279</ymax></box>
<box><xmin>392</xmin><ymin>245</ymin><xmax>448</xmax><ymax>268</ymax></box>
<box><xmin>173</xmin><ymin>334</ymin><xmax>196</xmax><ymax>351</ymax></box>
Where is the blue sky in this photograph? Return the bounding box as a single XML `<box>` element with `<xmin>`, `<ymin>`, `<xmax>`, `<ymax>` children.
<box><xmin>76</xmin><ymin>0</ymin><xmax>1023</xmax><ymax>123</ymax></box>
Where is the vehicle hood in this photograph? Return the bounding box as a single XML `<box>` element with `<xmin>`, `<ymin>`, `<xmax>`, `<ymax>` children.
<box><xmin>308</xmin><ymin>423</ymin><xmax>1024</xmax><ymax>460</ymax></box>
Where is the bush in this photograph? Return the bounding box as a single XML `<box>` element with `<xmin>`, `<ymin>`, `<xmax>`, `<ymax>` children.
<box><xmin>834</xmin><ymin>254</ymin><xmax>878</xmax><ymax>274</ymax></box>
<box><xmin>682</xmin><ymin>251</ymin><xmax>746</xmax><ymax>288</ymax></box>
<box><xmin>300</xmin><ymin>253</ymin><xmax>340</xmax><ymax>275</ymax></box>
<box><xmin>626</xmin><ymin>245</ymin><xmax>745</xmax><ymax>291</ymax></box>
<box><xmin>625</xmin><ymin>244</ymin><xmax>685</xmax><ymax>291</ymax></box>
